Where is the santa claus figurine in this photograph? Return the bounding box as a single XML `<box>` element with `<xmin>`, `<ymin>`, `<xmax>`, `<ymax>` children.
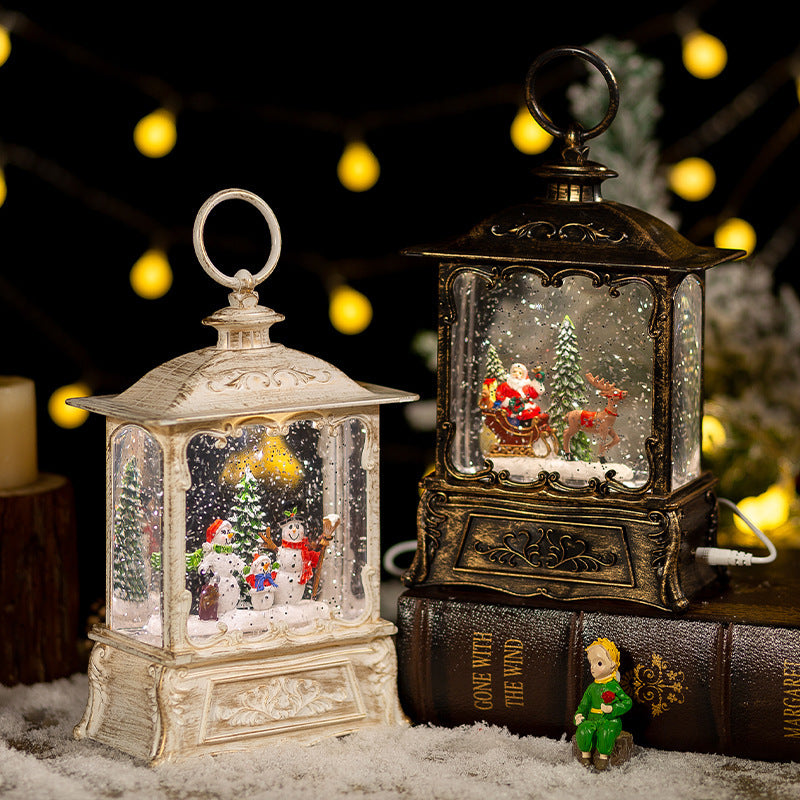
<box><xmin>494</xmin><ymin>363</ymin><xmax>547</xmax><ymax>426</ymax></box>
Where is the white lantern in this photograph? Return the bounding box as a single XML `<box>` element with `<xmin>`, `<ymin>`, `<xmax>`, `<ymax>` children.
<box><xmin>72</xmin><ymin>189</ymin><xmax>416</xmax><ymax>763</ymax></box>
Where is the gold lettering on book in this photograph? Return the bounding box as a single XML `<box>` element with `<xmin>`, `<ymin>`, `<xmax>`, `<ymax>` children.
<box><xmin>503</xmin><ymin>638</ymin><xmax>524</xmax><ymax>708</ymax></box>
<box><xmin>621</xmin><ymin>652</ymin><xmax>685</xmax><ymax>716</ymax></box>
<box><xmin>784</xmin><ymin>660</ymin><xmax>800</xmax><ymax>738</ymax></box>
<box><xmin>472</xmin><ymin>632</ymin><xmax>493</xmax><ymax>710</ymax></box>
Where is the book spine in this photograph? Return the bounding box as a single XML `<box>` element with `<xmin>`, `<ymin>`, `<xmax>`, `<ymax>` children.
<box><xmin>395</xmin><ymin>591</ymin><xmax>800</xmax><ymax>762</ymax></box>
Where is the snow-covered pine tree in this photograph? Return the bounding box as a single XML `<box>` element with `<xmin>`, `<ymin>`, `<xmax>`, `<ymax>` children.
<box><xmin>484</xmin><ymin>343</ymin><xmax>507</xmax><ymax>382</ymax></box>
<box><xmin>229</xmin><ymin>466</ymin><xmax>268</xmax><ymax>565</ymax></box>
<box><xmin>112</xmin><ymin>457</ymin><xmax>149</xmax><ymax>602</ymax></box>
<box><xmin>549</xmin><ymin>315</ymin><xmax>592</xmax><ymax>462</ymax></box>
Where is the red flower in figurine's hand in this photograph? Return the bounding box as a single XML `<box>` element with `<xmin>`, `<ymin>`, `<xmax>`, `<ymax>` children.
<box><xmin>602</xmin><ymin>690</ymin><xmax>616</xmax><ymax>704</ymax></box>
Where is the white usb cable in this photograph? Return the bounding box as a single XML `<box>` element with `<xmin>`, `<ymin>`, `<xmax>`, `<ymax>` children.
<box><xmin>695</xmin><ymin>497</ymin><xmax>778</xmax><ymax>566</ymax></box>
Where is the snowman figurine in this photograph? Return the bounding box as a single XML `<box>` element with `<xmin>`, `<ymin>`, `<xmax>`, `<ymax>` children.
<box><xmin>245</xmin><ymin>552</ymin><xmax>279</xmax><ymax>610</ymax></box>
<box><xmin>261</xmin><ymin>508</ymin><xmax>338</xmax><ymax>606</ymax></box>
<box><xmin>196</xmin><ymin>518</ymin><xmax>245</xmax><ymax>618</ymax></box>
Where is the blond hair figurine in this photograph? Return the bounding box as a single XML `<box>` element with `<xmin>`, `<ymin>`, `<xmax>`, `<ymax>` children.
<box><xmin>574</xmin><ymin>638</ymin><xmax>633</xmax><ymax>770</ymax></box>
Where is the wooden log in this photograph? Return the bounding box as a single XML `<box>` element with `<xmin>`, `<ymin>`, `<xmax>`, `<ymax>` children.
<box><xmin>0</xmin><ymin>473</ymin><xmax>80</xmax><ymax>685</ymax></box>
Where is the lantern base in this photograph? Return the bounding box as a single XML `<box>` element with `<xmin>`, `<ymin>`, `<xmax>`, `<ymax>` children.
<box><xmin>74</xmin><ymin>622</ymin><xmax>406</xmax><ymax>764</ymax></box>
<box><xmin>407</xmin><ymin>473</ymin><xmax>722</xmax><ymax>612</ymax></box>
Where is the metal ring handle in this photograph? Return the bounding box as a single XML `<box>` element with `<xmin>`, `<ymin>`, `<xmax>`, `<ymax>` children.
<box><xmin>193</xmin><ymin>188</ymin><xmax>282</xmax><ymax>290</ymax></box>
<box><xmin>525</xmin><ymin>46</ymin><xmax>619</xmax><ymax>145</ymax></box>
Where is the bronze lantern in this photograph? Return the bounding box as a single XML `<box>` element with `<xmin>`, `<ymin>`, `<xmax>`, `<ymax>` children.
<box><xmin>403</xmin><ymin>47</ymin><xmax>743</xmax><ymax>612</ymax></box>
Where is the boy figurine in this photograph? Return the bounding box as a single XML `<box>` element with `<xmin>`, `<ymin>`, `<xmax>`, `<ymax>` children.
<box><xmin>574</xmin><ymin>637</ymin><xmax>632</xmax><ymax>770</ymax></box>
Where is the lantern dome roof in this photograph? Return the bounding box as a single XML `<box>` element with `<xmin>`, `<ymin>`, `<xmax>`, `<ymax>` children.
<box><xmin>404</xmin><ymin>159</ymin><xmax>744</xmax><ymax>271</ymax></box>
<box><xmin>70</xmin><ymin>303</ymin><xmax>415</xmax><ymax>426</ymax></box>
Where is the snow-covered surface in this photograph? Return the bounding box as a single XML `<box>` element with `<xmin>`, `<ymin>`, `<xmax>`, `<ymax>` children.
<box><xmin>2</xmin><ymin>674</ymin><xmax>799</xmax><ymax>799</ymax></box>
<box><xmin>489</xmin><ymin>456</ymin><xmax>636</xmax><ymax>484</ymax></box>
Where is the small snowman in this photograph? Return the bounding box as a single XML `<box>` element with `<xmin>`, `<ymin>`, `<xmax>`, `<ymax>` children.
<box><xmin>261</xmin><ymin>508</ymin><xmax>339</xmax><ymax>606</ymax></box>
<box><xmin>245</xmin><ymin>552</ymin><xmax>279</xmax><ymax>610</ymax></box>
<box><xmin>197</xmin><ymin>518</ymin><xmax>245</xmax><ymax>618</ymax></box>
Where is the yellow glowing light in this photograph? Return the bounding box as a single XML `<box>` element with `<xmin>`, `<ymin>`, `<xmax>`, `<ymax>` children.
<box><xmin>130</xmin><ymin>248</ymin><xmax>173</xmax><ymax>299</ymax></box>
<box><xmin>701</xmin><ymin>415</ymin><xmax>727</xmax><ymax>455</ymax></box>
<box><xmin>714</xmin><ymin>217</ymin><xmax>756</xmax><ymax>257</ymax></box>
<box><xmin>0</xmin><ymin>26</ymin><xmax>10</xmax><ymax>68</ymax></box>
<box><xmin>329</xmin><ymin>284</ymin><xmax>373</xmax><ymax>335</ymax></box>
<box><xmin>133</xmin><ymin>108</ymin><xmax>177</xmax><ymax>158</ymax></box>
<box><xmin>734</xmin><ymin>484</ymin><xmax>792</xmax><ymax>533</ymax></box>
<box><xmin>49</xmin><ymin>382</ymin><xmax>91</xmax><ymax>429</ymax></box>
<box><xmin>0</xmin><ymin>168</ymin><xmax>6</xmax><ymax>208</ymax></box>
<box><xmin>682</xmin><ymin>30</ymin><xmax>727</xmax><ymax>79</ymax></box>
<box><xmin>510</xmin><ymin>106</ymin><xmax>553</xmax><ymax>154</ymax></box>
<box><xmin>220</xmin><ymin>434</ymin><xmax>305</xmax><ymax>488</ymax></box>
<box><xmin>668</xmin><ymin>158</ymin><xmax>716</xmax><ymax>201</ymax></box>
<box><xmin>337</xmin><ymin>141</ymin><xmax>380</xmax><ymax>192</ymax></box>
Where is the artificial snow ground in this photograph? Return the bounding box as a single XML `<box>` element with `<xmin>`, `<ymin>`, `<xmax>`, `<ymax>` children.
<box><xmin>2</xmin><ymin>674</ymin><xmax>799</xmax><ymax>800</ymax></box>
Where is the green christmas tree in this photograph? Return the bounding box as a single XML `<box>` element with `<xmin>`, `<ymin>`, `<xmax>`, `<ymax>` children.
<box><xmin>229</xmin><ymin>466</ymin><xmax>268</xmax><ymax>565</ymax></box>
<box><xmin>550</xmin><ymin>315</ymin><xmax>592</xmax><ymax>462</ymax></box>
<box><xmin>484</xmin><ymin>343</ymin><xmax>507</xmax><ymax>383</ymax></box>
<box><xmin>112</xmin><ymin>457</ymin><xmax>149</xmax><ymax>602</ymax></box>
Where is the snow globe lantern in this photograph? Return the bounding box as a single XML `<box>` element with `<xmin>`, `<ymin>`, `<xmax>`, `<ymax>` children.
<box><xmin>403</xmin><ymin>48</ymin><xmax>743</xmax><ymax>612</ymax></box>
<box><xmin>71</xmin><ymin>189</ymin><xmax>416</xmax><ymax>763</ymax></box>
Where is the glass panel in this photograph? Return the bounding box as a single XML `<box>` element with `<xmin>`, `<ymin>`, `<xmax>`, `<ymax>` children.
<box><xmin>450</xmin><ymin>270</ymin><xmax>654</xmax><ymax>488</ymax></box>
<box><xmin>110</xmin><ymin>425</ymin><xmax>164</xmax><ymax>644</ymax></box>
<box><xmin>672</xmin><ymin>276</ymin><xmax>703</xmax><ymax>489</ymax></box>
<box><xmin>184</xmin><ymin>417</ymin><xmax>368</xmax><ymax>641</ymax></box>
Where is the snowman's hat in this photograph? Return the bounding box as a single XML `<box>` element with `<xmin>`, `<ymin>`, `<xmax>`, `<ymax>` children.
<box><xmin>279</xmin><ymin>506</ymin><xmax>304</xmax><ymax>528</ymax></box>
<box><xmin>206</xmin><ymin>518</ymin><xmax>232</xmax><ymax>542</ymax></box>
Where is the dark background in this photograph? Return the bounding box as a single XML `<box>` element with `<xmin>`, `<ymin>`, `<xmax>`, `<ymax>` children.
<box><xmin>1</xmin><ymin>2</ymin><xmax>798</xmax><ymax>619</ymax></box>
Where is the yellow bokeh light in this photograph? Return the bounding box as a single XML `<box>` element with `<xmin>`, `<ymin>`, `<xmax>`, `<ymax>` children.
<box><xmin>714</xmin><ymin>217</ymin><xmax>756</xmax><ymax>257</ymax></box>
<box><xmin>50</xmin><ymin>382</ymin><xmax>91</xmax><ymax>429</ymax></box>
<box><xmin>510</xmin><ymin>107</ymin><xmax>553</xmax><ymax>155</ymax></box>
<box><xmin>734</xmin><ymin>484</ymin><xmax>792</xmax><ymax>533</ymax></box>
<box><xmin>0</xmin><ymin>26</ymin><xmax>10</xmax><ymax>68</ymax></box>
<box><xmin>220</xmin><ymin>434</ymin><xmax>305</xmax><ymax>488</ymax></box>
<box><xmin>337</xmin><ymin>141</ymin><xmax>380</xmax><ymax>192</ymax></box>
<box><xmin>682</xmin><ymin>30</ymin><xmax>727</xmax><ymax>79</ymax></box>
<box><xmin>701</xmin><ymin>415</ymin><xmax>727</xmax><ymax>455</ymax></box>
<box><xmin>133</xmin><ymin>108</ymin><xmax>177</xmax><ymax>158</ymax></box>
<box><xmin>329</xmin><ymin>285</ymin><xmax>373</xmax><ymax>335</ymax></box>
<box><xmin>668</xmin><ymin>157</ymin><xmax>716</xmax><ymax>201</ymax></box>
<box><xmin>0</xmin><ymin>168</ymin><xmax>6</xmax><ymax>208</ymax></box>
<box><xmin>130</xmin><ymin>248</ymin><xmax>173</xmax><ymax>299</ymax></box>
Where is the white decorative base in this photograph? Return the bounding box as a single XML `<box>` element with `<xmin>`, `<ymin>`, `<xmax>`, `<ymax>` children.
<box><xmin>74</xmin><ymin>625</ymin><xmax>407</xmax><ymax>764</ymax></box>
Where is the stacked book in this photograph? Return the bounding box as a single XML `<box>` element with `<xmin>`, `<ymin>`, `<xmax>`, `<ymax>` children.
<box><xmin>395</xmin><ymin>550</ymin><xmax>800</xmax><ymax>762</ymax></box>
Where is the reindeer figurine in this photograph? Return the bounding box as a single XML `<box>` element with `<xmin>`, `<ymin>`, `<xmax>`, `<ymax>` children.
<box><xmin>563</xmin><ymin>373</ymin><xmax>628</xmax><ymax>463</ymax></box>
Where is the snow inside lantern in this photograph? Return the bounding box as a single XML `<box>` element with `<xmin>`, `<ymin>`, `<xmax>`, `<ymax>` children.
<box><xmin>71</xmin><ymin>188</ymin><xmax>416</xmax><ymax>763</ymax></box>
<box><xmin>403</xmin><ymin>48</ymin><xmax>743</xmax><ymax>612</ymax></box>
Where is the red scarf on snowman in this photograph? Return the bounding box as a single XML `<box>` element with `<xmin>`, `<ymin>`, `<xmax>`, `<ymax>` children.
<box><xmin>281</xmin><ymin>538</ymin><xmax>320</xmax><ymax>584</ymax></box>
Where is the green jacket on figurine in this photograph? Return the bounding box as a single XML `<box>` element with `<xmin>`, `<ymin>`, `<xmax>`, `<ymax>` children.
<box><xmin>574</xmin><ymin>637</ymin><xmax>632</xmax><ymax>770</ymax></box>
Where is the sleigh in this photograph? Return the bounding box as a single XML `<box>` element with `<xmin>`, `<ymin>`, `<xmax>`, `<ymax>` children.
<box><xmin>480</xmin><ymin>401</ymin><xmax>560</xmax><ymax>457</ymax></box>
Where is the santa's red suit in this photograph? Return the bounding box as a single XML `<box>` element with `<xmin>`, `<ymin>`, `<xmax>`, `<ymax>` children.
<box><xmin>495</xmin><ymin>377</ymin><xmax>542</xmax><ymax>421</ymax></box>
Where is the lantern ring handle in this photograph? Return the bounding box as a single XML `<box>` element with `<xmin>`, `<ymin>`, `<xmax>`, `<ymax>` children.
<box><xmin>525</xmin><ymin>46</ymin><xmax>619</xmax><ymax>144</ymax></box>
<box><xmin>193</xmin><ymin>188</ymin><xmax>282</xmax><ymax>290</ymax></box>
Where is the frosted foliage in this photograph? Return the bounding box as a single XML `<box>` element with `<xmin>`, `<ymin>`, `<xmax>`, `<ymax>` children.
<box><xmin>110</xmin><ymin>425</ymin><xmax>164</xmax><ymax>644</ymax></box>
<box><xmin>672</xmin><ymin>277</ymin><xmax>702</xmax><ymax>489</ymax></box>
<box><xmin>180</xmin><ymin>418</ymin><xmax>368</xmax><ymax>641</ymax></box>
<box><xmin>450</xmin><ymin>271</ymin><xmax>653</xmax><ymax>487</ymax></box>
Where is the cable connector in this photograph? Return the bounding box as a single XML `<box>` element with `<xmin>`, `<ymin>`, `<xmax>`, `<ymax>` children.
<box><xmin>694</xmin><ymin>547</ymin><xmax>754</xmax><ymax>567</ymax></box>
<box><xmin>693</xmin><ymin>497</ymin><xmax>777</xmax><ymax>567</ymax></box>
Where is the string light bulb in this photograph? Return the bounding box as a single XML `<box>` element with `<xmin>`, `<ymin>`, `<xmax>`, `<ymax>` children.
<box><xmin>0</xmin><ymin>168</ymin><xmax>6</xmax><ymax>208</ymax></box>
<box><xmin>329</xmin><ymin>284</ymin><xmax>373</xmax><ymax>334</ymax></box>
<box><xmin>49</xmin><ymin>382</ymin><xmax>91</xmax><ymax>429</ymax></box>
<box><xmin>668</xmin><ymin>157</ymin><xmax>716</xmax><ymax>201</ymax></box>
<box><xmin>130</xmin><ymin>248</ymin><xmax>173</xmax><ymax>299</ymax></box>
<box><xmin>682</xmin><ymin>30</ymin><xmax>727</xmax><ymax>79</ymax></box>
<box><xmin>133</xmin><ymin>108</ymin><xmax>177</xmax><ymax>158</ymax></box>
<box><xmin>701</xmin><ymin>414</ymin><xmax>727</xmax><ymax>455</ymax></box>
<box><xmin>0</xmin><ymin>26</ymin><xmax>10</xmax><ymax>68</ymax></box>
<box><xmin>734</xmin><ymin>483</ymin><xmax>792</xmax><ymax>533</ymax></box>
<box><xmin>337</xmin><ymin>140</ymin><xmax>380</xmax><ymax>192</ymax></box>
<box><xmin>510</xmin><ymin>106</ymin><xmax>553</xmax><ymax>154</ymax></box>
<box><xmin>714</xmin><ymin>217</ymin><xmax>756</xmax><ymax>257</ymax></box>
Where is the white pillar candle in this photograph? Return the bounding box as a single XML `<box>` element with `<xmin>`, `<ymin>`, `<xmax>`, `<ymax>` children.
<box><xmin>0</xmin><ymin>376</ymin><xmax>39</xmax><ymax>489</ymax></box>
